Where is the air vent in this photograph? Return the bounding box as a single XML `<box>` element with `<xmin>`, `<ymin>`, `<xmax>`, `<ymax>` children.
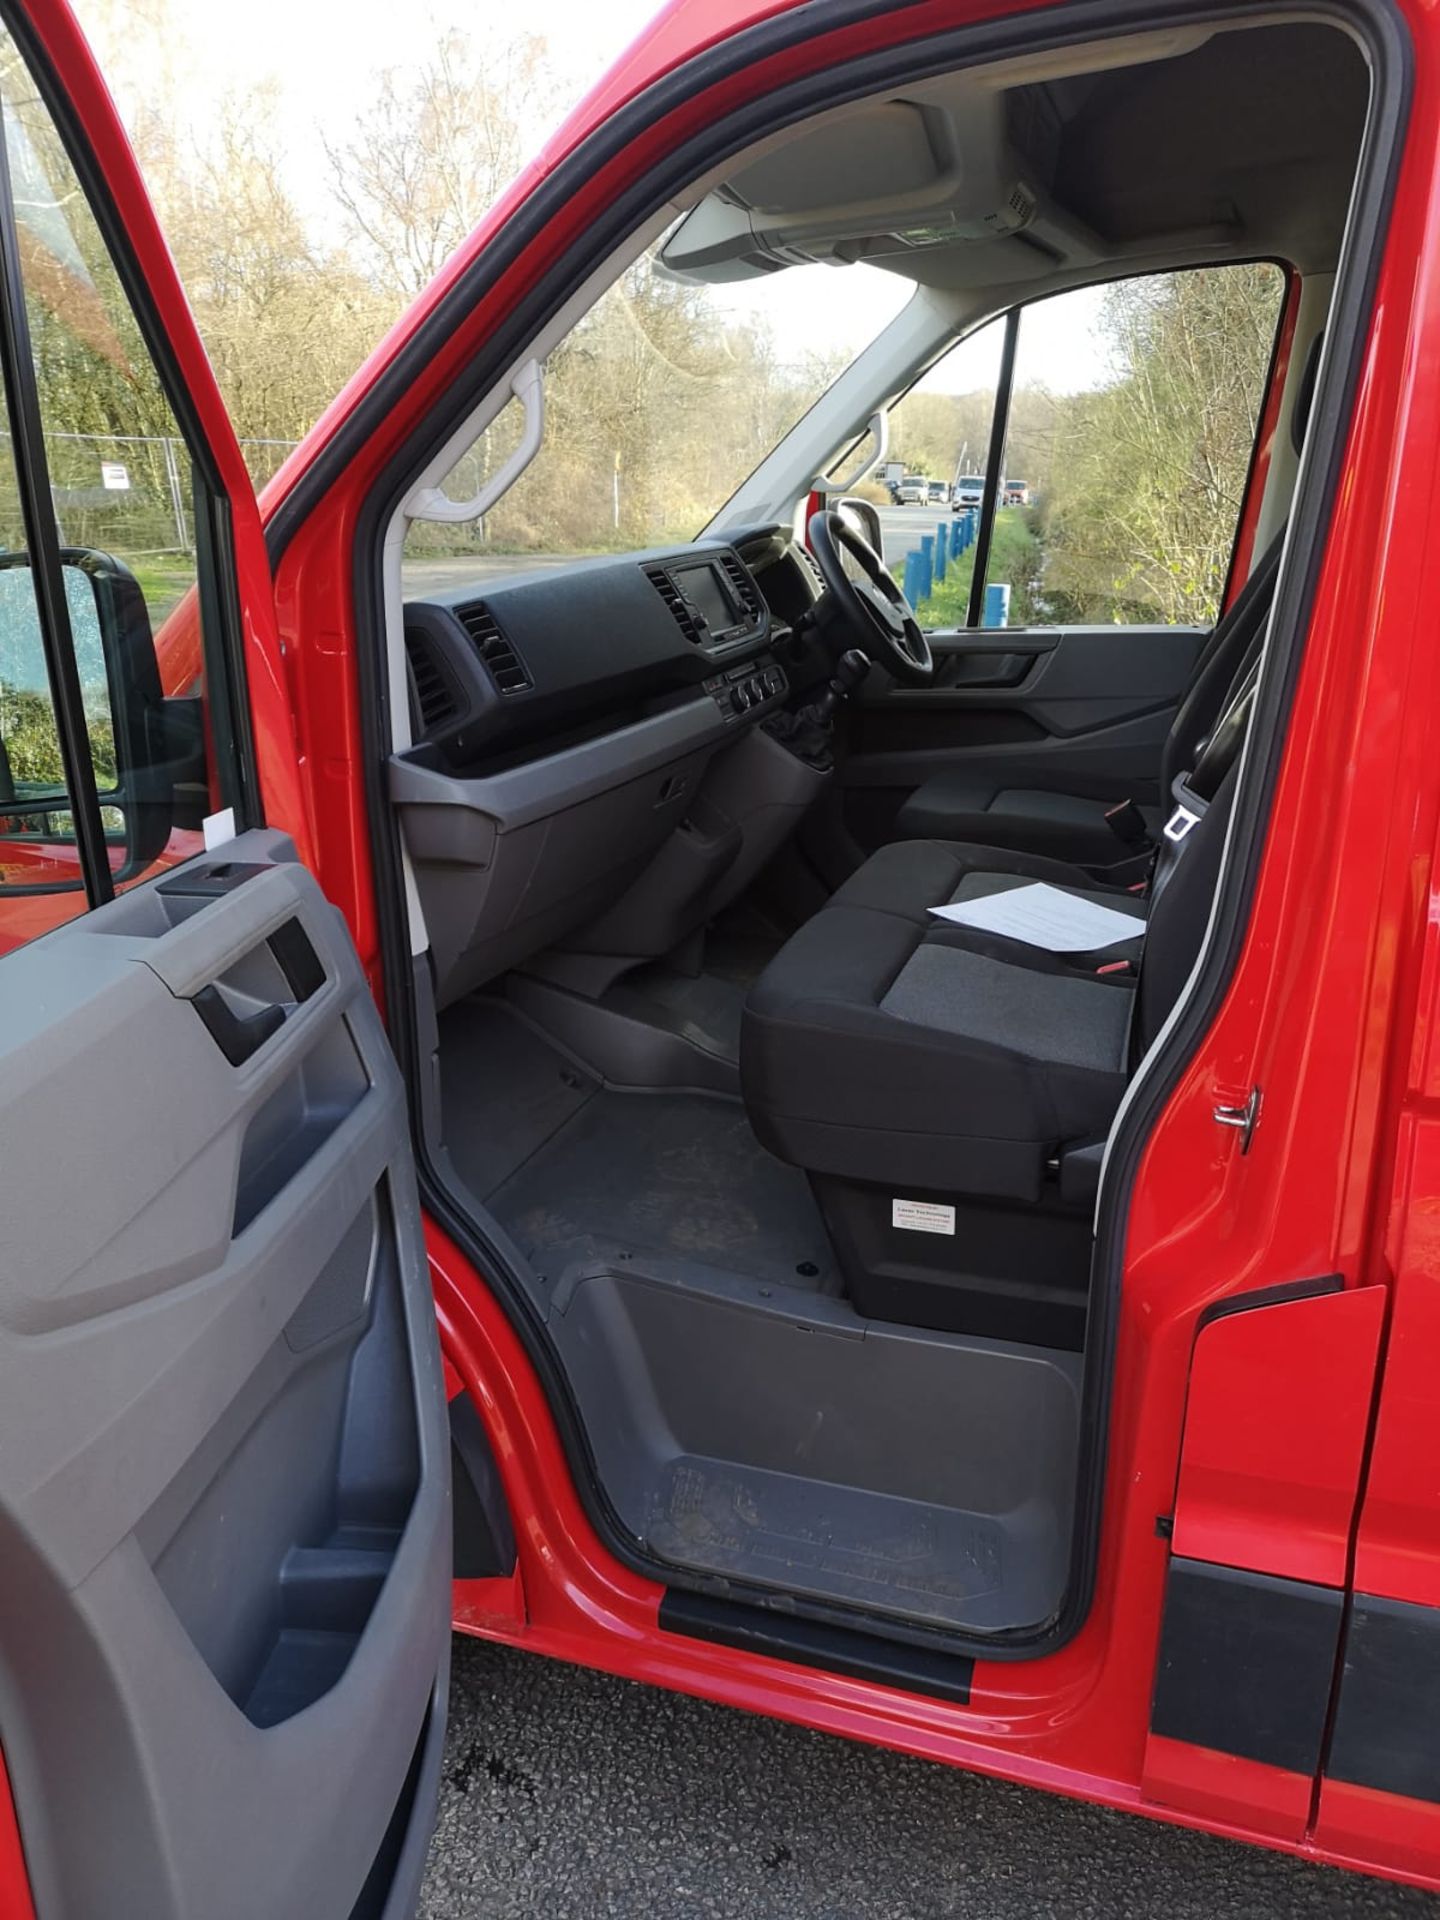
<box><xmin>719</xmin><ymin>553</ymin><xmax>764</xmax><ymax>623</ymax></box>
<box><xmin>454</xmin><ymin>600</ymin><xmax>533</xmax><ymax>695</ymax></box>
<box><xmin>799</xmin><ymin>546</ymin><xmax>826</xmax><ymax>593</ymax></box>
<box><xmin>644</xmin><ymin>566</ymin><xmax>703</xmax><ymax>644</ymax></box>
<box><xmin>404</xmin><ymin>628</ymin><xmax>460</xmax><ymax>732</ymax></box>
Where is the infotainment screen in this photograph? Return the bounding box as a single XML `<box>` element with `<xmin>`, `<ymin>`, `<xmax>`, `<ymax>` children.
<box><xmin>674</xmin><ymin>561</ymin><xmax>738</xmax><ymax>633</ymax></box>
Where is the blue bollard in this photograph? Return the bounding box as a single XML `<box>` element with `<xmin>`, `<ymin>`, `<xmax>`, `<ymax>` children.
<box><xmin>950</xmin><ymin>517</ymin><xmax>962</xmax><ymax>560</ymax></box>
<box><xmin>966</xmin><ymin>510</ymin><xmax>978</xmax><ymax>551</ymax></box>
<box><xmin>933</xmin><ymin>524</ymin><xmax>947</xmax><ymax>583</ymax></box>
<box><xmin>903</xmin><ymin>550</ymin><xmax>924</xmax><ymax>605</ymax></box>
<box><xmin>983</xmin><ymin>581</ymin><xmax>1011</xmax><ymax>629</ymax></box>
<box><xmin>918</xmin><ymin>534</ymin><xmax>934</xmax><ymax>602</ymax></box>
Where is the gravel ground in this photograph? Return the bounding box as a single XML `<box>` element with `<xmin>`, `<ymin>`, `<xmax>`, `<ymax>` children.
<box><xmin>419</xmin><ymin>1637</ymin><xmax>1436</xmax><ymax>1919</ymax></box>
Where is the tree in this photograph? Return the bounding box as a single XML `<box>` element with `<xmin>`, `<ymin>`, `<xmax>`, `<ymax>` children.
<box><xmin>1033</xmin><ymin>266</ymin><xmax>1283</xmax><ymax>623</ymax></box>
<box><xmin>155</xmin><ymin>93</ymin><xmax>399</xmax><ymax>457</ymax></box>
<box><xmin>325</xmin><ymin>31</ymin><xmax>549</xmax><ymax>296</ymax></box>
<box><xmin>57</xmin><ymin>1</ymin><xmax>405</xmax><ymax>466</ymax></box>
<box><xmin>889</xmin><ymin>387</ymin><xmax>996</xmax><ymax>481</ymax></box>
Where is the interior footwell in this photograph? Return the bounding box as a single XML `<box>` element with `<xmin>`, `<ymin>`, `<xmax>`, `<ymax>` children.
<box><xmin>440</xmin><ymin>995</ymin><xmax>837</xmax><ymax>1291</ymax></box>
<box><xmin>492</xmin><ymin>1087</ymin><xmax>837</xmax><ymax>1293</ymax></box>
<box><xmin>436</xmin><ymin>988</ymin><xmax>1081</xmax><ymax>1637</ymax></box>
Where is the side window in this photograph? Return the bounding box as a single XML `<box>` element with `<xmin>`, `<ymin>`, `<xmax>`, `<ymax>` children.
<box><xmin>995</xmin><ymin>265</ymin><xmax>1285</xmax><ymax>626</ymax></box>
<box><xmin>882</xmin><ymin>318</ymin><xmax>1005</xmax><ymax>623</ymax></box>
<box><xmin>0</xmin><ymin>27</ymin><xmax>226</xmax><ymax>957</ymax></box>
<box><xmin>890</xmin><ymin>264</ymin><xmax>1286</xmax><ymax>632</ymax></box>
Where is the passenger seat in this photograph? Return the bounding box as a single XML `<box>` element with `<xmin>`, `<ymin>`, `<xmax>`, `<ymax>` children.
<box><xmin>741</xmin><ymin>674</ymin><xmax>1248</xmax><ymax>1348</ymax></box>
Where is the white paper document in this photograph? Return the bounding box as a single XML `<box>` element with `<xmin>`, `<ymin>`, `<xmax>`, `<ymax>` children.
<box><xmin>202</xmin><ymin>806</ymin><xmax>237</xmax><ymax>851</ymax></box>
<box><xmin>928</xmin><ymin>881</ymin><xmax>1141</xmax><ymax>953</ymax></box>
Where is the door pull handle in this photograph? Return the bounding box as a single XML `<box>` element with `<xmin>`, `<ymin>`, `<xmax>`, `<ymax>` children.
<box><xmin>191</xmin><ymin>984</ymin><xmax>286</xmax><ymax>1066</ymax></box>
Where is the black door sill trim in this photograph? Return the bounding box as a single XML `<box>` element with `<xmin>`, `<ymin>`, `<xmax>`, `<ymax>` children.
<box><xmin>659</xmin><ymin>1590</ymin><xmax>975</xmax><ymax>1706</ymax></box>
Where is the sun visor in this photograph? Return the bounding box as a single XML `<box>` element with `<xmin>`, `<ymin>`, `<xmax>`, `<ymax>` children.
<box><xmin>659</xmin><ymin>95</ymin><xmax>1039</xmax><ymax>283</ymax></box>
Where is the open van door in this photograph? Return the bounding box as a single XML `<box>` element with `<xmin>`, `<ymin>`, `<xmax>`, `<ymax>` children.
<box><xmin>0</xmin><ymin>6</ymin><xmax>451</xmax><ymax>1917</ymax></box>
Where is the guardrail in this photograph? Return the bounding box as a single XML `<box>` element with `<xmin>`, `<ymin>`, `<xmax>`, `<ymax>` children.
<box><xmin>899</xmin><ymin>511</ymin><xmax>1010</xmax><ymax>627</ymax></box>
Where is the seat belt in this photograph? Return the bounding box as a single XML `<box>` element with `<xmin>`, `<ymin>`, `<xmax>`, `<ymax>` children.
<box><xmin>1103</xmin><ymin>797</ymin><xmax>1152</xmax><ymax>850</ymax></box>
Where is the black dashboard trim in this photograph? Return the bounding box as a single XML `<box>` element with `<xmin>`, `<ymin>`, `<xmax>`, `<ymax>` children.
<box><xmin>401</xmin><ymin>541</ymin><xmax>772</xmax><ymax>767</ymax></box>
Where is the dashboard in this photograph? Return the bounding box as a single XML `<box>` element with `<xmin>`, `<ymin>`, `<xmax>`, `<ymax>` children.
<box><xmin>391</xmin><ymin>531</ymin><xmax>833</xmax><ymax>1007</ymax></box>
<box><xmin>399</xmin><ymin>533</ymin><xmax>824</xmax><ymax>775</ymax></box>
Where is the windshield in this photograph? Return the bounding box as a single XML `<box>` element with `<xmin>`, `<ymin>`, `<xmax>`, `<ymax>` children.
<box><xmin>402</xmin><ymin>236</ymin><xmax>911</xmax><ymax>596</ymax></box>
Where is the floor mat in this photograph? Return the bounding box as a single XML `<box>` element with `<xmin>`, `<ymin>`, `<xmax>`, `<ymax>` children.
<box><xmin>648</xmin><ymin>1454</ymin><xmax>1016</xmax><ymax>1630</ymax></box>
<box><xmin>704</xmin><ymin>901</ymin><xmax>791</xmax><ymax>990</ymax></box>
<box><xmin>439</xmin><ymin>998</ymin><xmax>598</xmax><ymax>1198</ymax></box>
<box><xmin>488</xmin><ymin>1088</ymin><xmax>836</xmax><ymax>1291</ymax></box>
<box><xmin>612</xmin><ymin>965</ymin><xmax>747</xmax><ymax>1063</ymax></box>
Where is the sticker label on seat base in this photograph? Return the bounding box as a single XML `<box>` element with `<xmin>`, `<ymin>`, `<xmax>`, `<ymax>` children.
<box><xmin>892</xmin><ymin>1199</ymin><xmax>956</xmax><ymax>1235</ymax></box>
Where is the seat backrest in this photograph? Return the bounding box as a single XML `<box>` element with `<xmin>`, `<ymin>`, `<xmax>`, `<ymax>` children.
<box><xmin>1159</xmin><ymin>531</ymin><xmax>1283</xmax><ymax>797</ymax></box>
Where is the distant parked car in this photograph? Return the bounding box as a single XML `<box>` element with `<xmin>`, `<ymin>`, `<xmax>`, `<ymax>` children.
<box><xmin>952</xmin><ymin>474</ymin><xmax>985</xmax><ymax>510</ymax></box>
<box><xmin>1004</xmin><ymin>479</ymin><xmax>1030</xmax><ymax>505</ymax></box>
<box><xmin>928</xmin><ymin>480</ymin><xmax>949</xmax><ymax>504</ymax></box>
<box><xmin>896</xmin><ymin>474</ymin><xmax>929</xmax><ymax>504</ymax></box>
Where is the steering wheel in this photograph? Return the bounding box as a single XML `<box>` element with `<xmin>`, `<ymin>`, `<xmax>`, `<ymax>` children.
<box><xmin>807</xmin><ymin>508</ymin><xmax>933</xmax><ymax>686</ymax></box>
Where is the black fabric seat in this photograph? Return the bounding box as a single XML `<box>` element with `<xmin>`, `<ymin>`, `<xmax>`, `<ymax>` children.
<box><xmin>743</xmin><ymin>898</ymin><xmax>1135</xmax><ymax>1203</ymax></box>
<box><xmin>745</xmin><ymin>776</ymin><xmax>1234</xmax><ymax>1195</ymax></box>
<box><xmin>743</xmin><ymin>843</ymin><xmax>1144</xmax><ymax>1204</ymax></box>
<box><xmin>892</xmin><ymin>783</ymin><xmax>1163</xmax><ymax>866</ymax></box>
<box><xmin>829</xmin><ymin>835</ymin><xmax>1146</xmax><ymax>961</ymax></box>
<box><xmin>891</xmin><ymin>533</ymin><xmax>1282</xmax><ymax>866</ymax></box>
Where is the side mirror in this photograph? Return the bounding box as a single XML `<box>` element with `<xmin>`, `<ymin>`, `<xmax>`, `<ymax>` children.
<box><xmin>0</xmin><ymin>547</ymin><xmax>199</xmax><ymax>884</ymax></box>
<box><xmin>834</xmin><ymin>496</ymin><xmax>885</xmax><ymax>557</ymax></box>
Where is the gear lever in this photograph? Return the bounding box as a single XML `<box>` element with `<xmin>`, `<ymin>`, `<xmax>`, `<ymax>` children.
<box><xmin>809</xmin><ymin>648</ymin><xmax>871</xmax><ymax>725</ymax></box>
<box><xmin>765</xmin><ymin>648</ymin><xmax>873</xmax><ymax>770</ymax></box>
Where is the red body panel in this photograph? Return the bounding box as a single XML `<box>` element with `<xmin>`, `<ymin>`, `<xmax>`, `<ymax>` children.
<box><xmin>1351</xmin><ymin>1121</ymin><xmax>1440</xmax><ymax>1611</ymax></box>
<box><xmin>19</xmin><ymin>0</ymin><xmax>1440</xmax><ymax>1894</ymax></box>
<box><xmin>0</xmin><ymin>1759</ymin><xmax>36</xmax><ymax>1920</ymax></box>
<box><xmin>1142</xmin><ymin>1738</ymin><xmax>1314</xmax><ymax>1844</ymax></box>
<box><xmin>1139</xmin><ymin>1287</ymin><xmax>1383</xmax><ymax>1836</ymax></box>
<box><xmin>1315</xmin><ymin>1781</ymin><xmax>1440</xmax><ymax>1880</ymax></box>
<box><xmin>1168</xmin><ymin>1288</ymin><xmax>1384</xmax><ymax>1589</ymax></box>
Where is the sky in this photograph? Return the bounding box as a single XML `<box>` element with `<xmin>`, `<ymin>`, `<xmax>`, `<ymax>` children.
<box><xmin>71</xmin><ymin>0</ymin><xmax>1113</xmax><ymax>394</ymax></box>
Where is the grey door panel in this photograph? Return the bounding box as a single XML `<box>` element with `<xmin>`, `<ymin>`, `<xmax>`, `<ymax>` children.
<box><xmin>848</xmin><ymin>625</ymin><xmax>1204</xmax><ymax>803</ymax></box>
<box><xmin>0</xmin><ymin>831</ymin><xmax>450</xmax><ymax>1920</ymax></box>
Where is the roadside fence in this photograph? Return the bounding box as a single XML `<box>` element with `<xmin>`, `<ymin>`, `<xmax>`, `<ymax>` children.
<box><xmin>28</xmin><ymin>431</ymin><xmax>301</xmax><ymax>558</ymax></box>
<box><xmin>900</xmin><ymin>510</ymin><xmax>1010</xmax><ymax>625</ymax></box>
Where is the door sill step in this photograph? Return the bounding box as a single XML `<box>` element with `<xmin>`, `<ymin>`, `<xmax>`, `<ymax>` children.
<box><xmin>657</xmin><ymin>1589</ymin><xmax>975</xmax><ymax>1704</ymax></box>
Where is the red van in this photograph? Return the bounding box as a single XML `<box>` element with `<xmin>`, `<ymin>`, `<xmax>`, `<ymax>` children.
<box><xmin>0</xmin><ymin>0</ymin><xmax>1437</xmax><ymax>1911</ymax></box>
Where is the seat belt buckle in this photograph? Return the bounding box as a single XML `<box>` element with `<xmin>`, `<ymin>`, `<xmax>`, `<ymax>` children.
<box><xmin>1163</xmin><ymin>804</ymin><xmax>1201</xmax><ymax>844</ymax></box>
<box><xmin>1104</xmin><ymin>797</ymin><xmax>1151</xmax><ymax>849</ymax></box>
